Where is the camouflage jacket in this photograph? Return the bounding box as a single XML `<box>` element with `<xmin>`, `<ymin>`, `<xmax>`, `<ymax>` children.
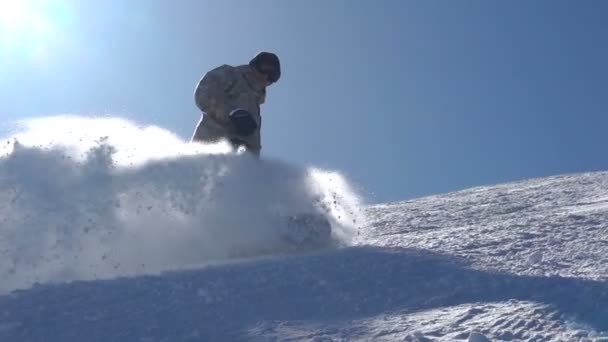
<box><xmin>192</xmin><ymin>64</ymin><xmax>268</xmax><ymax>155</ymax></box>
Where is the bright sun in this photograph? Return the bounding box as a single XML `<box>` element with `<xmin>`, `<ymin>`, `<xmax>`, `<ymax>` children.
<box><xmin>0</xmin><ymin>0</ymin><xmax>46</xmax><ymax>36</ymax></box>
<box><xmin>0</xmin><ymin>0</ymin><xmax>69</xmax><ymax>55</ymax></box>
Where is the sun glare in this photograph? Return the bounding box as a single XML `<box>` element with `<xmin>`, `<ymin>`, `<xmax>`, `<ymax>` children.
<box><xmin>1</xmin><ymin>0</ymin><xmax>44</xmax><ymax>36</ymax></box>
<box><xmin>0</xmin><ymin>0</ymin><xmax>70</xmax><ymax>58</ymax></box>
<box><xmin>0</xmin><ymin>0</ymin><xmax>27</xmax><ymax>31</ymax></box>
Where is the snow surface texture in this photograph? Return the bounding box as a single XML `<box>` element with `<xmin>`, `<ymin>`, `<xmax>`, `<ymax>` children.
<box><xmin>1</xmin><ymin>116</ymin><xmax>608</xmax><ymax>341</ymax></box>
<box><xmin>0</xmin><ymin>116</ymin><xmax>364</xmax><ymax>294</ymax></box>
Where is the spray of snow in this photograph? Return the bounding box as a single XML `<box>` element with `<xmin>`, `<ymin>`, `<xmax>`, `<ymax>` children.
<box><xmin>0</xmin><ymin>115</ymin><xmax>366</xmax><ymax>293</ymax></box>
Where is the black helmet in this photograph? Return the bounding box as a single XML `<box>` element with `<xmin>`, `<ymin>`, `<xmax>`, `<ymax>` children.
<box><xmin>249</xmin><ymin>51</ymin><xmax>281</xmax><ymax>83</ymax></box>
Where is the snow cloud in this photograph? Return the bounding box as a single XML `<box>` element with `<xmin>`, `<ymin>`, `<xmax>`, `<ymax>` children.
<box><xmin>0</xmin><ymin>115</ymin><xmax>366</xmax><ymax>293</ymax></box>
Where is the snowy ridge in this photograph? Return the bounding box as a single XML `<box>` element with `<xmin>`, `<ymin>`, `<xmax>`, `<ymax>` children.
<box><xmin>1</xmin><ymin>116</ymin><xmax>608</xmax><ymax>341</ymax></box>
<box><xmin>366</xmin><ymin>172</ymin><xmax>608</xmax><ymax>282</ymax></box>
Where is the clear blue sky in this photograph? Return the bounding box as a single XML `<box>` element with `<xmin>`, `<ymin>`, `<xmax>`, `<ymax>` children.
<box><xmin>1</xmin><ymin>0</ymin><xmax>608</xmax><ymax>203</ymax></box>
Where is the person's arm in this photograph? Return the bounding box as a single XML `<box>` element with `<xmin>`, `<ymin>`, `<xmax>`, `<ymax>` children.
<box><xmin>194</xmin><ymin>64</ymin><xmax>236</xmax><ymax>125</ymax></box>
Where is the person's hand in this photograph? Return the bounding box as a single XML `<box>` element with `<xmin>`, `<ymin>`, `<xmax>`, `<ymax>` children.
<box><xmin>229</xmin><ymin>109</ymin><xmax>258</xmax><ymax>136</ymax></box>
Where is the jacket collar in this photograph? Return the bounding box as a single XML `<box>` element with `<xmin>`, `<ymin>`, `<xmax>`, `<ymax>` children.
<box><xmin>239</xmin><ymin>65</ymin><xmax>267</xmax><ymax>93</ymax></box>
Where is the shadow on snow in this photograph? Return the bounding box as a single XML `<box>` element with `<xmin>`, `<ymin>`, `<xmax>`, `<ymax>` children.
<box><xmin>1</xmin><ymin>245</ymin><xmax>607</xmax><ymax>341</ymax></box>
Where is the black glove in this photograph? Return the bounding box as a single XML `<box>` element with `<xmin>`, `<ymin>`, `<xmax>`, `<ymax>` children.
<box><xmin>229</xmin><ymin>109</ymin><xmax>258</xmax><ymax>136</ymax></box>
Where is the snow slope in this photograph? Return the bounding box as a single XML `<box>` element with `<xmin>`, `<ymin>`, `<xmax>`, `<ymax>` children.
<box><xmin>1</xmin><ymin>116</ymin><xmax>608</xmax><ymax>341</ymax></box>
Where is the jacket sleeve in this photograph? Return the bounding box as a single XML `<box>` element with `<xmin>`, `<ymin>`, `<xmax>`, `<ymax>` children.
<box><xmin>194</xmin><ymin>64</ymin><xmax>237</xmax><ymax>125</ymax></box>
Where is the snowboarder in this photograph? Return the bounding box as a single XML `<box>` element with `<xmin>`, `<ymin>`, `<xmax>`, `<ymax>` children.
<box><xmin>191</xmin><ymin>51</ymin><xmax>281</xmax><ymax>157</ymax></box>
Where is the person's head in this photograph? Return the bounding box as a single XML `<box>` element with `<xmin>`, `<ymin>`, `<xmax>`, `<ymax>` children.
<box><xmin>249</xmin><ymin>51</ymin><xmax>281</xmax><ymax>85</ymax></box>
